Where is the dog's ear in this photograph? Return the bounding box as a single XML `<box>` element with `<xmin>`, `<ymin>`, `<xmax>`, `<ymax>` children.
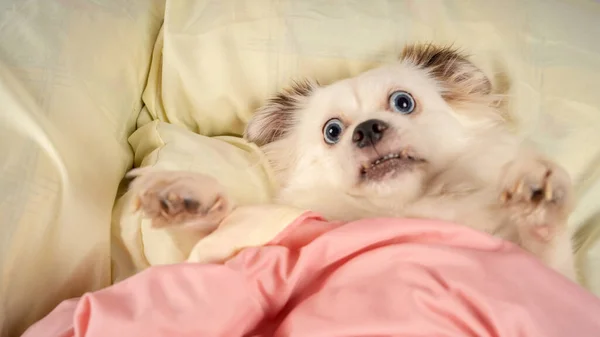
<box><xmin>244</xmin><ymin>79</ymin><xmax>318</xmax><ymax>146</ymax></box>
<box><xmin>401</xmin><ymin>43</ymin><xmax>492</xmax><ymax>104</ymax></box>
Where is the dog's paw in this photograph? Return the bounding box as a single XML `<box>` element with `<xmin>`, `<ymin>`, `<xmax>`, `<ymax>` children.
<box><xmin>128</xmin><ymin>169</ymin><xmax>232</xmax><ymax>231</ymax></box>
<box><xmin>499</xmin><ymin>157</ymin><xmax>573</xmax><ymax>242</ymax></box>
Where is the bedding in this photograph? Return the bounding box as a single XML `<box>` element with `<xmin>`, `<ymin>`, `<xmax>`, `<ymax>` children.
<box><xmin>0</xmin><ymin>1</ymin><xmax>164</xmax><ymax>335</ymax></box>
<box><xmin>26</xmin><ymin>213</ymin><xmax>600</xmax><ymax>337</ymax></box>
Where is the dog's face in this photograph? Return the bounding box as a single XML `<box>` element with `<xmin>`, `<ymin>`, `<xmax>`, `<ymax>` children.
<box><xmin>245</xmin><ymin>44</ymin><xmax>503</xmax><ymax>216</ymax></box>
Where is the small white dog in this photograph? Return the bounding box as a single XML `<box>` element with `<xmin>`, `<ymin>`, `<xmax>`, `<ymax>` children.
<box><xmin>129</xmin><ymin>43</ymin><xmax>576</xmax><ymax>281</ymax></box>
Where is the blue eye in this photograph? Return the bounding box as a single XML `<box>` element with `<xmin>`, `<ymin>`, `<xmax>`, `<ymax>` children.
<box><xmin>389</xmin><ymin>91</ymin><xmax>416</xmax><ymax>114</ymax></box>
<box><xmin>323</xmin><ymin>118</ymin><xmax>344</xmax><ymax>144</ymax></box>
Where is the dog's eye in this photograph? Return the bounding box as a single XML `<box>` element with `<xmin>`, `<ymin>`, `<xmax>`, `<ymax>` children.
<box><xmin>389</xmin><ymin>91</ymin><xmax>415</xmax><ymax>114</ymax></box>
<box><xmin>323</xmin><ymin>118</ymin><xmax>344</xmax><ymax>145</ymax></box>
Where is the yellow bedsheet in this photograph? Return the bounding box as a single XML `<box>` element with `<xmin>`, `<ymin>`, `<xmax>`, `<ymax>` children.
<box><xmin>0</xmin><ymin>1</ymin><xmax>164</xmax><ymax>335</ymax></box>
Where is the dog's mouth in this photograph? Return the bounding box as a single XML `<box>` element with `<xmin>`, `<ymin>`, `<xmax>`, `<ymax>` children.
<box><xmin>359</xmin><ymin>149</ymin><xmax>425</xmax><ymax>181</ymax></box>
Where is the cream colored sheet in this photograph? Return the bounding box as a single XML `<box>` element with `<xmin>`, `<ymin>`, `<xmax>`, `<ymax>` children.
<box><xmin>131</xmin><ymin>0</ymin><xmax>600</xmax><ymax>295</ymax></box>
<box><xmin>0</xmin><ymin>1</ymin><xmax>164</xmax><ymax>336</ymax></box>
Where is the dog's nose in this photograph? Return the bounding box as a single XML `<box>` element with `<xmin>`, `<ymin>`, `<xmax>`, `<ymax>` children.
<box><xmin>352</xmin><ymin>119</ymin><xmax>388</xmax><ymax>148</ymax></box>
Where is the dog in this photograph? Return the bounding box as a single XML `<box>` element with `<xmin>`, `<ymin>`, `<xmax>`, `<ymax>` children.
<box><xmin>129</xmin><ymin>43</ymin><xmax>577</xmax><ymax>281</ymax></box>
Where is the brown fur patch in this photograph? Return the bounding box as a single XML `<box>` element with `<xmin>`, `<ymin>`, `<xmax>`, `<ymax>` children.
<box><xmin>401</xmin><ymin>43</ymin><xmax>492</xmax><ymax>104</ymax></box>
<box><xmin>244</xmin><ymin>79</ymin><xmax>318</xmax><ymax>146</ymax></box>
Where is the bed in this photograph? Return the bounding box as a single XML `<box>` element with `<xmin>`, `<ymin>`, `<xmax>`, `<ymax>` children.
<box><xmin>2</xmin><ymin>0</ymin><xmax>600</xmax><ymax>336</ymax></box>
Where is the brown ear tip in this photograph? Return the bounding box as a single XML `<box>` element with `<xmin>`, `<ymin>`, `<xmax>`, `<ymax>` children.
<box><xmin>480</xmin><ymin>79</ymin><xmax>493</xmax><ymax>95</ymax></box>
<box><xmin>401</xmin><ymin>42</ymin><xmax>493</xmax><ymax>101</ymax></box>
<box><xmin>400</xmin><ymin>42</ymin><xmax>468</xmax><ymax>63</ymax></box>
<box><xmin>286</xmin><ymin>78</ymin><xmax>320</xmax><ymax>96</ymax></box>
<box><xmin>244</xmin><ymin>78</ymin><xmax>318</xmax><ymax>146</ymax></box>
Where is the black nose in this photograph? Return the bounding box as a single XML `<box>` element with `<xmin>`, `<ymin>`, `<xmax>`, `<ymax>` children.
<box><xmin>352</xmin><ymin>119</ymin><xmax>388</xmax><ymax>148</ymax></box>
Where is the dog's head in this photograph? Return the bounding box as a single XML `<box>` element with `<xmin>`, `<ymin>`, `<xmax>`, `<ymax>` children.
<box><xmin>245</xmin><ymin>43</ymin><xmax>503</xmax><ymax>218</ymax></box>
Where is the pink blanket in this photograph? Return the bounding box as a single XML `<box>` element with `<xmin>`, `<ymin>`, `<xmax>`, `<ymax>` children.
<box><xmin>24</xmin><ymin>214</ymin><xmax>600</xmax><ymax>336</ymax></box>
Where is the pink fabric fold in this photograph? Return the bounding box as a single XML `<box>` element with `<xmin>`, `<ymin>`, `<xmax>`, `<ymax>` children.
<box><xmin>23</xmin><ymin>214</ymin><xmax>600</xmax><ymax>337</ymax></box>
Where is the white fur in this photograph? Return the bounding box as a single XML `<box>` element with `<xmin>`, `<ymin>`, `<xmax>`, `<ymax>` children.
<box><xmin>252</xmin><ymin>58</ymin><xmax>577</xmax><ymax>281</ymax></box>
<box><xmin>133</xmin><ymin>45</ymin><xmax>578</xmax><ymax>282</ymax></box>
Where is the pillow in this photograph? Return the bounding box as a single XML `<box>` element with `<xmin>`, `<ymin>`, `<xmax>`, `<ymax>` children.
<box><xmin>0</xmin><ymin>1</ymin><xmax>164</xmax><ymax>335</ymax></box>
<box><xmin>111</xmin><ymin>121</ymin><xmax>293</xmax><ymax>282</ymax></box>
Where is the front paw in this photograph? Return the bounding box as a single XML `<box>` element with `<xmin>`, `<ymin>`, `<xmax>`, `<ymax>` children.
<box><xmin>499</xmin><ymin>157</ymin><xmax>573</xmax><ymax>242</ymax></box>
<box><xmin>127</xmin><ymin>169</ymin><xmax>232</xmax><ymax>232</ymax></box>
